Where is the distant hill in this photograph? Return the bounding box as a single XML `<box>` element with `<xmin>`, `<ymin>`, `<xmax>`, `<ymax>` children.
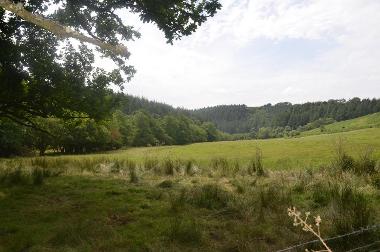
<box><xmin>191</xmin><ymin>98</ymin><xmax>380</xmax><ymax>134</ymax></box>
<box><xmin>117</xmin><ymin>94</ymin><xmax>180</xmax><ymax>116</ymax></box>
<box><xmin>301</xmin><ymin>112</ymin><xmax>380</xmax><ymax>137</ymax></box>
<box><xmin>117</xmin><ymin>95</ymin><xmax>380</xmax><ymax>135</ymax></box>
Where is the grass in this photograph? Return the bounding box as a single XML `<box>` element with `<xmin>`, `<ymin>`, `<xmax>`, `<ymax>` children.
<box><xmin>5</xmin><ymin>127</ymin><xmax>378</xmax><ymax>172</ymax></box>
<box><xmin>301</xmin><ymin>112</ymin><xmax>380</xmax><ymax>137</ymax></box>
<box><xmin>0</xmin><ymin>127</ymin><xmax>380</xmax><ymax>251</ymax></box>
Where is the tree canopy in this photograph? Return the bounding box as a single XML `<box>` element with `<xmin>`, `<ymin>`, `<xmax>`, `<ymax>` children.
<box><xmin>0</xmin><ymin>0</ymin><xmax>221</xmax><ymax>127</ymax></box>
<box><xmin>192</xmin><ymin>98</ymin><xmax>380</xmax><ymax>134</ymax></box>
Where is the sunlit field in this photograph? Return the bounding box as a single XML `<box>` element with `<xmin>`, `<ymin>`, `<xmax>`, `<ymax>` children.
<box><xmin>1</xmin><ymin>128</ymin><xmax>380</xmax><ymax>251</ymax></box>
<box><xmin>2</xmin><ymin>0</ymin><xmax>380</xmax><ymax>251</ymax></box>
<box><xmin>31</xmin><ymin>127</ymin><xmax>380</xmax><ymax>170</ymax></box>
<box><xmin>301</xmin><ymin>112</ymin><xmax>380</xmax><ymax>137</ymax></box>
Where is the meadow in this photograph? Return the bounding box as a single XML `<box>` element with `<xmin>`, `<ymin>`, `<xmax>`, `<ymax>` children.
<box><xmin>300</xmin><ymin>112</ymin><xmax>380</xmax><ymax>137</ymax></box>
<box><xmin>0</xmin><ymin>127</ymin><xmax>380</xmax><ymax>251</ymax></box>
<box><xmin>42</xmin><ymin>127</ymin><xmax>380</xmax><ymax>170</ymax></box>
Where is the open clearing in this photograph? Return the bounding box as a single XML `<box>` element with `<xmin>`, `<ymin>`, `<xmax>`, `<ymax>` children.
<box><xmin>55</xmin><ymin>127</ymin><xmax>380</xmax><ymax>169</ymax></box>
<box><xmin>1</xmin><ymin>127</ymin><xmax>380</xmax><ymax>251</ymax></box>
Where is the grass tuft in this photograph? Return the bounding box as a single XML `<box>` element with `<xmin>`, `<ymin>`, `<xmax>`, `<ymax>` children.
<box><xmin>187</xmin><ymin>184</ymin><xmax>232</xmax><ymax>210</ymax></box>
<box><xmin>166</xmin><ymin>216</ymin><xmax>203</xmax><ymax>245</ymax></box>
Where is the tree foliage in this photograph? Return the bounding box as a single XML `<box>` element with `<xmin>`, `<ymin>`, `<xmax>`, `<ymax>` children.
<box><xmin>192</xmin><ymin>98</ymin><xmax>380</xmax><ymax>134</ymax></box>
<box><xmin>0</xmin><ymin>107</ymin><xmax>222</xmax><ymax>157</ymax></box>
<box><xmin>0</xmin><ymin>0</ymin><xmax>221</xmax><ymax>126</ymax></box>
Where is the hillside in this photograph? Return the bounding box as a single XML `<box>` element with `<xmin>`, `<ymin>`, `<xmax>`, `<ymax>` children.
<box><xmin>301</xmin><ymin>112</ymin><xmax>380</xmax><ymax>137</ymax></box>
<box><xmin>118</xmin><ymin>96</ymin><xmax>380</xmax><ymax>135</ymax></box>
<box><xmin>191</xmin><ymin>98</ymin><xmax>380</xmax><ymax>134</ymax></box>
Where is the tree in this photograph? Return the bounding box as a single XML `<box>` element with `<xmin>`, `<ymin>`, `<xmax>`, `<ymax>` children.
<box><xmin>0</xmin><ymin>0</ymin><xmax>221</xmax><ymax>126</ymax></box>
<box><xmin>24</xmin><ymin>117</ymin><xmax>55</xmax><ymax>156</ymax></box>
<box><xmin>202</xmin><ymin>122</ymin><xmax>219</xmax><ymax>142</ymax></box>
<box><xmin>0</xmin><ymin>118</ymin><xmax>28</xmax><ymax>156</ymax></box>
<box><xmin>131</xmin><ymin>110</ymin><xmax>159</xmax><ymax>147</ymax></box>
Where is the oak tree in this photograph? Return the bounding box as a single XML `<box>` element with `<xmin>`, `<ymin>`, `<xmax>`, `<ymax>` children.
<box><xmin>0</xmin><ymin>0</ymin><xmax>221</xmax><ymax>127</ymax></box>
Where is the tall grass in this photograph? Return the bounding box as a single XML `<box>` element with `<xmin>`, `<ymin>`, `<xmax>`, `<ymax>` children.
<box><xmin>166</xmin><ymin>216</ymin><xmax>203</xmax><ymax>245</ymax></box>
<box><xmin>247</xmin><ymin>147</ymin><xmax>265</xmax><ymax>176</ymax></box>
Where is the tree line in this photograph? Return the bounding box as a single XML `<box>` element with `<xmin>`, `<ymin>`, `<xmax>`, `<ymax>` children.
<box><xmin>191</xmin><ymin>98</ymin><xmax>380</xmax><ymax>135</ymax></box>
<box><xmin>0</xmin><ymin>107</ymin><xmax>222</xmax><ymax>157</ymax></box>
<box><xmin>3</xmin><ymin>95</ymin><xmax>380</xmax><ymax>157</ymax></box>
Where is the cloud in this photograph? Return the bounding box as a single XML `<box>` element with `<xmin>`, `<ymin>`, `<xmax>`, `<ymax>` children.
<box><xmin>122</xmin><ymin>0</ymin><xmax>380</xmax><ymax>108</ymax></box>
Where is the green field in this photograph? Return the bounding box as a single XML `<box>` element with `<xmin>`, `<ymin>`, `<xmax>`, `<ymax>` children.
<box><xmin>301</xmin><ymin>112</ymin><xmax>380</xmax><ymax>137</ymax></box>
<box><xmin>1</xmin><ymin>124</ymin><xmax>380</xmax><ymax>251</ymax></box>
<box><xmin>48</xmin><ymin>127</ymin><xmax>380</xmax><ymax>170</ymax></box>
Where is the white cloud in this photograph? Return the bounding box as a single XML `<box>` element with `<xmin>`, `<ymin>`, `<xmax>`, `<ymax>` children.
<box><xmin>120</xmin><ymin>0</ymin><xmax>380</xmax><ymax>108</ymax></box>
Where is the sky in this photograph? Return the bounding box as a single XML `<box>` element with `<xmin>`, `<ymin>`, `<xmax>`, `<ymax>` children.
<box><xmin>122</xmin><ymin>0</ymin><xmax>380</xmax><ymax>109</ymax></box>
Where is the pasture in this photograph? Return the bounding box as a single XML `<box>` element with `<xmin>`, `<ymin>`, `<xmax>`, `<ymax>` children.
<box><xmin>0</xmin><ymin>128</ymin><xmax>380</xmax><ymax>251</ymax></box>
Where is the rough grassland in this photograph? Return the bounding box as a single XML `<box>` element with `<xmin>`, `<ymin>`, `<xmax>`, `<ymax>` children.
<box><xmin>301</xmin><ymin>112</ymin><xmax>380</xmax><ymax>137</ymax></box>
<box><xmin>55</xmin><ymin>128</ymin><xmax>380</xmax><ymax>169</ymax></box>
<box><xmin>0</xmin><ymin>127</ymin><xmax>380</xmax><ymax>251</ymax></box>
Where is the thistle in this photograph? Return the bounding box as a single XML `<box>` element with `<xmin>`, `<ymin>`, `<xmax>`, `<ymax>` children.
<box><xmin>288</xmin><ymin>207</ymin><xmax>332</xmax><ymax>252</ymax></box>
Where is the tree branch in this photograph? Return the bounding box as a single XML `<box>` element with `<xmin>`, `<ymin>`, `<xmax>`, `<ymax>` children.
<box><xmin>0</xmin><ymin>0</ymin><xmax>130</xmax><ymax>57</ymax></box>
<box><xmin>0</xmin><ymin>112</ymin><xmax>53</xmax><ymax>136</ymax></box>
